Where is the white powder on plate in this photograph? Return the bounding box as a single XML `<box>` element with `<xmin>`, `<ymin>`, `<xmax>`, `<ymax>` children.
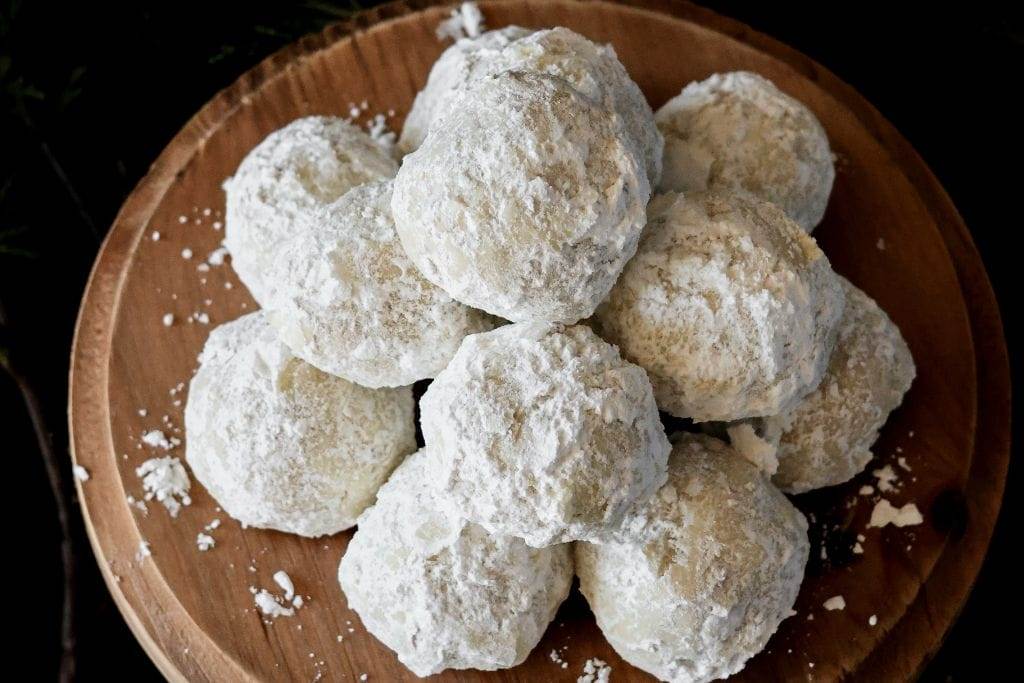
<box><xmin>141</xmin><ymin>430</ymin><xmax>170</xmax><ymax>449</ymax></box>
<box><xmin>823</xmin><ymin>595</ymin><xmax>846</xmax><ymax>611</ymax></box>
<box><xmin>136</xmin><ymin>456</ymin><xmax>192</xmax><ymax>517</ymax></box>
<box><xmin>868</xmin><ymin>499</ymin><xmax>923</xmax><ymax>528</ymax></box>
<box><xmin>136</xmin><ymin>540</ymin><xmax>151</xmax><ymax>563</ymax></box>
<box><xmin>273</xmin><ymin>570</ymin><xmax>295</xmax><ymax>601</ymax></box>
<box><xmin>578</xmin><ymin>658</ymin><xmax>612</xmax><ymax>683</ymax></box>
<box><xmin>254</xmin><ymin>589</ymin><xmax>294</xmax><ymax>618</ymax></box>
<box><xmin>873</xmin><ymin>464</ymin><xmax>899</xmax><ymax>492</ymax></box>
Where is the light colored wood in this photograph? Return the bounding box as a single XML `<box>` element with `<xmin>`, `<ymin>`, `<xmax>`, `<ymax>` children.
<box><xmin>68</xmin><ymin>1</ymin><xmax>1010</xmax><ymax>680</ymax></box>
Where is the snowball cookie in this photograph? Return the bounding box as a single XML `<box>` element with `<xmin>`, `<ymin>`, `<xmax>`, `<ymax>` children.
<box><xmin>576</xmin><ymin>434</ymin><xmax>809</xmax><ymax>683</ymax></box>
<box><xmin>184</xmin><ymin>311</ymin><xmax>416</xmax><ymax>537</ymax></box>
<box><xmin>392</xmin><ymin>69</ymin><xmax>650</xmax><ymax>323</ymax></box>
<box><xmin>743</xmin><ymin>277</ymin><xmax>916</xmax><ymax>493</ymax></box>
<box><xmin>656</xmin><ymin>71</ymin><xmax>835</xmax><ymax>232</ymax></box>
<box><xmin>420</xmin><ymin>322</ymin><xmax>670</xmax><ymax>547</ymax></box>
<box><xmin>400</xmin><ymin>26</ymin><xmax>663</xmax><ymax>186</ymax></box>
<box><xmin>339</xmin><ymin>449</ymin><xmax>573</xmax><ymax>677</ymax></box>
<box><xmin>397</xmin><ymin>26</ymin><xmax>532</xmax><ymax>155</ymax></box>
<box><xmin>223</xmin><ymin>116</ymin><xmax>398</xmax><ymax>304</ymax></box>
<box><xmin>263</xmin><ymin>179</ymin><xmax>497</xmax><ymax>388</ymax></box>
<box><xmin>595</xmin><ymin>191</ymin><xmax>845</xmax><ymax>422</ymax></box>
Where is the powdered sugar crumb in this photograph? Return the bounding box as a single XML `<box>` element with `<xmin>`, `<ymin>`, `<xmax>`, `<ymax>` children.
<box><xmin>136</xmin><ymin>456</ymin><xmax>192</xmax><ymax>517</ymax></box>
<box><xmin>135</xmin><ymin>540</ymin><xmax>151</xmax><ymax>563</ymax></box>
<box><xmin>823</xmin><ymin>595</ymin><xmax>846</xmax><ymax>611</ymax></box>
<box><xmin>73</xmin><ymin>464</ymin><xmax>90</xmax><ymax>482</ymax></box>
<box><xmin>578</xmin><ymin>657</ymin><xmax>611</xmax><ymax>683</ymax></box>
<box><xmin>141</xmin><ymin>429</ymin><xmax>173</xmax><ymax>450</ymax></box>
<box><xmin>436</xmin><ymin>2</ymin><xmax>485</xmax><ymax>41</ymax></box>
<box><xmin>273</xmin><ymin>570</ymin><xmax>295</xmax><ymax>601</ymax></box>
<box><xmin>196</xmin><ymin>533</ymin><xmax>215</xmax><ymax>551</ymax></box>
<box><xmin>872</xmin><ymin>464</ymin><xmax>899</xmax><ymax>492</ymax></box>
<box><xmin>254</xmin><ymin>589</ymin><xmax>294</xmax><ymax>618</ymax></box>
<box><xmin>868</xmin><ymin>499</ymin><xmax>923</xmax><ymax>528</ymax></box>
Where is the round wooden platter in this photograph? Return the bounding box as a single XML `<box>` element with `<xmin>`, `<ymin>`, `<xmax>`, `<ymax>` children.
<box><xmin>69</xmin><ymin>0</ymin><xmax>1010</xmax><ymax>681</ymax></box>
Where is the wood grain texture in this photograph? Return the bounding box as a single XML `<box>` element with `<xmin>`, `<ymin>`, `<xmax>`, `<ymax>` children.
<box><xmin>68</xmin><ymin>1</ymin><xmax>1010</xmax><ymax>681</ymax></box>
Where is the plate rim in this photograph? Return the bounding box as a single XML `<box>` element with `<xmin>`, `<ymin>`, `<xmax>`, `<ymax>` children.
<box><xmin>68</xmin><ymin>1</ymin><xmax>1011</xmax><ymax>680</ymax></box>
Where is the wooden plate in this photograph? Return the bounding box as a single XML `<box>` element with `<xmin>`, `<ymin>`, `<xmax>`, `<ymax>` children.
<box><xmin>69</xmin><ymin>1</ymin><xmax>1010</xmax><ymax>680</ymax></box>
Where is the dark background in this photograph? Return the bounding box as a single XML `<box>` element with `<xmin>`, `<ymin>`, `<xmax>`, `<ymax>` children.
<box><xmin>2</xmin><ymin>1</ymin><xmax>1019</xmax><ymax>680</ymax></box>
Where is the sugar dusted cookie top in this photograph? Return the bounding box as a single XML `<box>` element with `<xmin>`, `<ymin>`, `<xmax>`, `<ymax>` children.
<box><xmin>393</xmin><ymin>69</ymin><xmax>649</xmax><ymax>323</ymax></box>
<box><xmin>420</xmin><ymin>322</ymin><xmax>670</xmax><ymax>547</ymax></box>
<box><xmin>338</xmin><ymin>449</ymin><xmax>573</xmax><ymax>677</ymax></box>
<box><xmin>398</xmin><ymin>25</ymin><xmax>532</xmax><ymax>155</ymax></box>
<box><xmin>576</xmin><ymin>434</ymin><xmax>809</xmax><ymax>683</ymax></box>
<box><xmin>400</xmin><ymin>27</ymin><xmax>662</xmax><ymax>186</ymax></box>
<box><xmin>264</xmin><ymin>179</ymin><xmax>496</xmax><ymax>388</ymax></box>
<box><xmin>223</xmin><ymin>116</ymin><xmax>397</xmax><ymax>304</ymax></box>
<box><xmin>596</xmin><ymin>191</ymin><xmax>845</xmax><ymax>422</ymax></box>
<box><xmin>656</xmin><ymin>71</ymin><xmax>834</xmax><ymax>232</ymax></box>
<box><xmin>184</xmin><ymin>311</ymin><xmax>415</xmax><ymax>537</ymax></box>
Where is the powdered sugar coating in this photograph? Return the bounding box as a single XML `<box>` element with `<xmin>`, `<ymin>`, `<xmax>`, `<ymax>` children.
<box><xmin>656</xmin><ymin>71</ymin><xmax>834</xmax><ymax>232</ymax></box>
<box><xmin>400</xmin><ymin>27</ymin><xmax>662</xmax><ymax>186</ymax></box>
<box><xmin>392</xmin><ymin>69</ymin><xmax>650</xmax><ymax>323</ymax></box>
<box><xmin>748</xmin><ymin>278</ymin><xmax>916</xmax><ymax>493</ymax></box>
<box><xmin>184</xmin><ymin>312</ymin><xmax>416</xmax><ymax>537</ymax></box>
<box><xmin>223</xmin><ymin>116</ymin><xmax>398</xmax><ymax>304</ymax></box>
<box><xmin>420</xmin><ymin>322</ymin><xmax>670</xmax><ymax>547</ymax></box>
<box><xmin>264</xmin><ymin>180</ymin><xmax>497</xmax><ymax>388</ymax></box>
<box><xmin>595</xmin><ymin>191</ymin><xmax>845</xmax><ymax>421</ymax></box>
<box><xmin>576</xmin><ymin>434</ymin><xmax>809</xmax><ymax>683</ymax></box>
<box><xmin>398</xmin><ymin>26</ymin><xmax>532</xmax><ymax>155</ymax></box>
<box><xmin>338</xmin><ymin>449</ymin><xmax>573</xmax><ymax>677</ymax></box>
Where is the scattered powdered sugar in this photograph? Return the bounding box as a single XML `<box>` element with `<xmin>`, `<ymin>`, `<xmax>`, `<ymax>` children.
<box><xmin>162</xmin><ymin>313</ymin><xmax>174</xmax><ymax>327</ymax></box>
<box><xmin>196</xmin><ymin>533</ymin><xmax>215</xmax><ymax>551</ymax></box>
<box><xmin>135</xmin><ymin>540</ymin><xmax>151</xmax><ymax>563</ymax></box>
<box><xmin>868</xmin><ymin>614</ymin><xmax>878</xmax><ymax>626</ymax></box>
<box><xmin>136</xmin><ymin>456</ymin><xmax>192</xmax><ymax>517</ymax></box>
<box><xmin>251</xmin><ymin>571</ymin><xmax>304</xmax><ymax>618</ymax></box>
<box><xmin>876</xmin><ymin>237</ymin><xmax>886</xmax><ymax>251</ymax></box>
<box><xmin>823</xmin><ymin>595</ymin><xmax>846</xmax><ymax>611</ymax></box>
<box><xmin>141</xmin><ymin>429</ymin><xmax>174</xmax><ymax>450</ymax></box>
<box><xmin>206</xmin><ymin>246</ymin><xmax>230</xmax><ymax>266</ymax></box>
<box><xmin>873</xmin><ymin>464</ymin><xmax>899</xmax><ymax>492</ymax></box>
<box><xmin>181</xmin><ymin>248</ymin><xmax>193</xmax><ymax>260</ymax></box>
<box><xmin>436</xmin><ymin>2</ymin><xmax>485</xmax><ymax>41</ymax></box>
<box><xmin>578</xmin><ymin>658</ymin><xmax>612</xmax><ymax>683</ymax></box>
<box><xmin>253</xmin><ymin>589</ymin><xmax>295</xmax><ymax>618</ymax></box>
<box><xmin>273</xmin><ymin>570</ymin><xmax>295</xmax><ymax>601</ymax></box>
<box><xmin>868</xmin><ymin>499</ymin><xmax>923</xmax><ymax>528</ymax></box>
<box><xmin>73</xmin><ymin>464</ymin><xmax>90</xmax><ymax>482</ymax></box>
<box><xmin>126</xmin><ymin>494</ymin><xmax>148</xmax><ymax>514</ymax></box>
<box><xmin>549</xmin><ymin>648</ymin><xmax>570</xmax><ymax>669</ymax></box>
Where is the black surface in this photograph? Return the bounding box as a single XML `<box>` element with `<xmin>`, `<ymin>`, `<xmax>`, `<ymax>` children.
<box><xmin>2</xmin><ymin>1</ymin><xmax>1019</xmax><ymax>680</ymax></box>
